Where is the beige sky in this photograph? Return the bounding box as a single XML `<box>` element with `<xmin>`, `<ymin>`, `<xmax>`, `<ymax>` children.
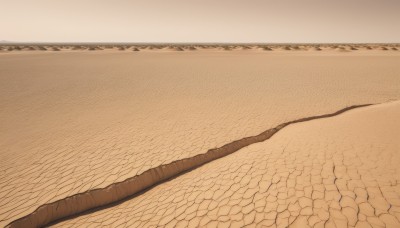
<box><xmin>1</xmin><ymin>0</ymin><xmax>399</xmax><ymax>43</ymax></box>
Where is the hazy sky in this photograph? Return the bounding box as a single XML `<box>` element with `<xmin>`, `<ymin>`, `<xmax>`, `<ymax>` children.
<box><xmin>1</xmin><ymin>0</ymin><xmax>400</xmax><ymax>43</ymax></box>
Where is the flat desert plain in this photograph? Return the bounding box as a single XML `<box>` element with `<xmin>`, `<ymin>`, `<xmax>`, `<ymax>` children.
<box><xmin>0</xmin><ymin>45</ymin><xmax>400</xmax><ymax>227</ymax></box>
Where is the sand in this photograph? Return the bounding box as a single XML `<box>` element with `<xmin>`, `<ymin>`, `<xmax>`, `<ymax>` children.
<box><xmin>0</xmin><ymin>46</ymin><xmax>400</xmax><ymax>227</ymax></box>
<box><xmin>52</xmin><ymin>100</ymin><xmax>400</xmax><ymax>228</ymax></box>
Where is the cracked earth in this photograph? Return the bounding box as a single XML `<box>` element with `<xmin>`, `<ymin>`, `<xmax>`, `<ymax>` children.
<box><xmin>1</xmin><ymin>49</ymin><xmax>400</xmax><ymax>227</ymax></box>
<box><xmin>54</xmin><ymin>101</ymin><xmax>400</xmax><ymax>228</ymax></box>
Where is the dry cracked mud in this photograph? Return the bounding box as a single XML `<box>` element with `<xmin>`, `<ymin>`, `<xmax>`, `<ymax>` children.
<box><xmin>54</xmin><ymin>101</ymin><xmax>400</xmax><ymax>228</ymax></box>
<box><xmin>1</xmin><ymin>50</ymin><xmax>400</xmax><ymax>227</ymax></box>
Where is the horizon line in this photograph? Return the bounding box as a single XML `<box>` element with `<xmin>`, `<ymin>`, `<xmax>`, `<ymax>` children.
<box><xmin>1</xmin><ymin>42</ymin><xmax>400</xmax><ymax>45</ymax></box>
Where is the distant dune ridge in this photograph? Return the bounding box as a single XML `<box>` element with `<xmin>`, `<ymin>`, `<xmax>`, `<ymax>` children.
<box><xmin>1</xmin><ymin>44</ymin><xmax>399</xmax><ymax>53</ymax></box>
<box><xmin>87</xmin><ymin>46</ymin><xmax>103</xmax><ymax>51</ymax></box>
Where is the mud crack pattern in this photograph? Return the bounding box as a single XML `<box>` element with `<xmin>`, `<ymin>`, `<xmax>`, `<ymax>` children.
<box><xmin>55</xmin><ymin>102</ymin><xmax>400</xmax><ymax>228</ymax></box>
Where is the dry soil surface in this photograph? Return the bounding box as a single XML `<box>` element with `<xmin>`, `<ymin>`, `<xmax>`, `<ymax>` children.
<box><xmin>1</xmin><ymin>49</ymin><xmax>400</xmax><ymax>227</ymax></box>
<box><xmin>55</xmin><ymin>101</ymin><xmax>400</xmax><ymax>228</ymax></box>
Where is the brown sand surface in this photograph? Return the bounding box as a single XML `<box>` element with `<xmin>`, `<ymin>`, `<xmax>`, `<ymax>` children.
<box><xmin>1</xmin><ymin>49</ymin><xmax>400</xmax><ymax>226</ymax></box>
<box><xmin>54</xmin><ymin>101</ymin><xmax>400</xmax><ymax>228</ymax></box>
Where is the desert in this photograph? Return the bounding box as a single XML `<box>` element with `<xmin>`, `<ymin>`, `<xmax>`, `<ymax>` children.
<box><xmin>54</xmin><ymin>97</ymin><xmax>400</xmax><ymax>228</ymax></box>
<box><xmin>0</xmin><ymin>45</ymin><xmax>400</xmax><ymax>227</ymax></box>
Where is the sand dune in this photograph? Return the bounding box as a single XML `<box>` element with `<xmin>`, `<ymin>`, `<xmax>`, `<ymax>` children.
<box><xmin>170</xmin><ymin>46</ymin><xmax>184</xmax><ymax>51</ymax></box>
<box><xmin>222</xmin><ymin>46</ymin><xmax>233</xmax><ymax>51</ymax></box>
<box><xmin>185</xmin><ymin>46</ymin><xmax>197</xmax><ymax>51</ymax></box>
<box><xmin>291</xmin><ymin>46</ymin><xmax>301</xmax><ymax>51</ymax></box>
<box><xmin>87</xmin><ymin>46</ymin><xmax>103</xmax><ymax>51</ymax></box>
<box><xmin>1</xmin><ymin>44</ymin><xmax>399</xmax><ymax>53</ymax></box>
<box><xmin>6</xmin><ymin>46</ymin><xmax>19</xmax><ymax>51</ymax></box>
<box><xmin>71</xmin><ymin>46</ymin><xmax>83</xmax><ymax>50</ymax></box>
<box><xmin>257</xmin><ymin>46</ymin><xmax>273</xmax><ymax>51</ymax></box>
<box><xmin>1</xmin><ymin>50</ymin><xmax>400</xmax><ymax>227</ymax></box>
<box><xmin>239</xmin><ymin>46</ymin><xmax>251</xmax><ymax>50</ymax></box>
<box><xmin>36</xmin><ymin>46</ymin><xmax>47</xmax><ymax>51</ymax></box>
<box><xmin>20</xmin><ymin>46</ymin><xmax>35</xmax><ymax>51</ymax></box>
